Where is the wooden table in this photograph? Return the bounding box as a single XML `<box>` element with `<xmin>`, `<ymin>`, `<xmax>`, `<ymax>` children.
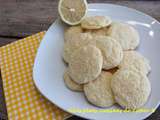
<box><xmin>0</xmin><ymin>0</ymin><xmax>160</xmax><ymax>119</ymax></box>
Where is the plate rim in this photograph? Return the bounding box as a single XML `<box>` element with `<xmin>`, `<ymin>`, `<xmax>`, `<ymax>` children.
<box><xmin>33</xmin><ymin>3</ymin><xmax>160</xmax><ymax>120</ymax></box>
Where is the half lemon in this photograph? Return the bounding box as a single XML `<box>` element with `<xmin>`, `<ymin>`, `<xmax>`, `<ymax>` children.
<box><xmin>58</xmin><ymin>0</ymin><xmax>88</xmax><ymax>25</ymax></box>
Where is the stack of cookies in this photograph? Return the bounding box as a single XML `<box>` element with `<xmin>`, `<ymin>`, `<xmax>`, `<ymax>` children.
<box><xmin>62</xmin><ymin>16</ymin><xmax>151</xmax><ymax>109</ymax></box>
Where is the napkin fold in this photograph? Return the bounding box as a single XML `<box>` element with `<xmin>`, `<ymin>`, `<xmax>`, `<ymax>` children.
<box><xmin>0</xmin><ymin>32</ymin><xmax>70</xmax><ymax>120</ymax></box>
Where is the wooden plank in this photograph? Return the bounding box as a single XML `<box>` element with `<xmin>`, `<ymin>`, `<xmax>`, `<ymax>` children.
<box><xmin>146</xmin><ymin>107</ymin><xmax>160</xmax><ymax>120</ymax></box>
<box><xmin>0</xmin><ymin>37</ymin><xmax>20</xmax><ymax>120</ymax></box>
<box><xmin>0</xmin><ymin>37</ymin><xmax>12</xmax><ymax>119</ymax></box>
<box><xmin>0</xmin><ymin>0</ymin><xmax>58</xmax><ymax>37</ymax></box>
<box><xmin>0</xmin><ymin>73</ymin><xmax>8</xmax><ymax>120</ymax></box>
<box><xmin>0</xmin><ymin>0</ymin><xmax>159</xmax><ymax>37</ymax></box>
<box><xmin>0</xmin><ymin>36</ymin><xmax>20</xmax><ymax>120</ymax></box>
<box><xmin>0</xmin><ymin>37</ymin><xmax>18</xmax><ymax>47</ymax></box>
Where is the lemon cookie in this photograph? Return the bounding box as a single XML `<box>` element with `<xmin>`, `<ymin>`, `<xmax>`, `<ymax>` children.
<box><xmin>63</xmin><ymin>33</ymin><xmax>92</xmax><ymax>63</ymax></box>
<box><xmin>94</xmin><ymin>36</ymin><xmax>123</xmax><ymax>70</ymax></box>
<box><xmin>81</xmin><ymin>16</ymin><xmax>112</xmax><ymax>29</ymax></box>
<box><xmin>107</xmin><ymin>22</ymin><xmax>139</xmax><ymax>50</ymax></box>
<box><xmin>91</xmin><ymin>27</ymin><xmax>109</xmax><ymax>36</ymax></box>
<box><xmin>84</xmin><ymin>27</ymin><xmax>108</xmax><ymax>36</ymax></box>
<box><xmin>111</xmin><ymin>68</ymin><xmax>151</xmax><ymax>109</ymax></box>
<box><xmin>84</xmin><ymin>71</ymin><xmax>115</xmax><ymax>107</ymax></box>
<box><xmin>64</xmin><ymin>69</ymin><xmax>83</xmax><ymax>91</ymax></box>
<box><xmin>69</xmin><ymin>45</ymin><xmax>103</xmax><ymax>84</ymax></box>
<box><xmin>118</xmin><ymin>51</ymin><xmax>151</xmax><ymax>75</ymax></box>
<box><xmin>105</xmin><ymin>67</ymin><xmax>118</xmax><ymax>74</ymax></box>
<box><xmin>64</xmin><ymin>26</ymin><xmax>83</xmax><ymax>42</ymax></box>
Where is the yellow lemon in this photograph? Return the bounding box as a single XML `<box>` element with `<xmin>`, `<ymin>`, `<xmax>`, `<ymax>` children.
<box><xmin>58</xmin><ymin>0</ymin><xmax>88</xmax><ymax>25</ymax></box>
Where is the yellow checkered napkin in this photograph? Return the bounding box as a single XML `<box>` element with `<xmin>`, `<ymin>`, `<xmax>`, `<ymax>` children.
<box><xmin>0</xmin><ymin>32</ymin><xmax>70</xmax><ymax>120</ymax></box>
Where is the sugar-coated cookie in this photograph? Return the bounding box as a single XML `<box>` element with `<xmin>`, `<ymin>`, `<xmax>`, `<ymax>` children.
<box><xmin>118</xmin><ymin>51</ymin><xmax>151</xmax><ymax>75</ymax></box>
<box><xmin>64</xmin><ymin>25</ymin><xmax>83</xmax><ymax>42</ymax></box>
<box><xmin>111</xmin><ymin>68</ymin><xmax>151</xmax><ymax>109</ymax></box>
<box><xmin>64</xmin><ymin>69</ymin><xmax>83</xmax><ymax>91</ymax></box>
<box><xmin>107</xmin><ymin>22</ymin><xmax>139</xmax><ymax>50</ymax></box>
<box><xmin>94</xmin><ymin>36</ymin><xmax>123</xmax><ymax>70</ymax></box>
<box><xmin>81</xmin><ymin>16</ymin><xmax>112</xmax><ymax>29</ymax></box>
<box><xmin>84</xmin><ymin>27</ymin><xmax>108</xmax><ymax>36</ymax></box>
<box><xmin>63</xmin><ymin>33</ymin><xmax>92</xmax><ymax>63</ymax></box>
<box><xmin>69</xmin><ymin>45</ymin><xmax>103</xmax><ymax>84</ymax></box>
<box><xmin>105</xmin><ymin>67</ymin><xmax>118</xmax><ymax>74</ymax></box>
<box><xmin>84</xmin><ymin>71</ymin><xmax>115</xmax><ymax>107</ymax></box>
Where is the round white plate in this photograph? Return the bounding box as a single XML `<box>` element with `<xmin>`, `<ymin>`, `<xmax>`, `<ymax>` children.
<box><xmin>33</xmin><ymin>3</ymin><xmax>160</xmax><ymax>120</ymax></box>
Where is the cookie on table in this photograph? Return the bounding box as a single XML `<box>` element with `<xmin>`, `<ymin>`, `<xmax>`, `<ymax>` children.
<box><xmin>64</xmin><ymin>69</ymin><xmax>83</xmax><ymax>92</ymax></box>
<box><xmin>63</xmin><ymin>33</ymin><xmax>92</xmax><ymax>63</ymax></box>
<box><xmin>69</xmin><ymin>45</ymin><xmax>103</xmax><ymax>84</ymax></box>
<box><xmin>81</xmin><ymin>16</ymin><xmax>112</xmax><ymax>29</ymax></box>
<box><xmin>107</xmin><ymin>22</ymin><xmax>139</xmax><ymax>50</ymax></box>
<box><xmin>64</xmin><ymin>25</ymin><xmax>83</xmax><ymax>42</ymax></box>
<box><xmin>93</xmin><ymin>36</ymin><xmax>123</xmax><ymax>70</ymax></box>
<box><xmin>111</xmin><ymin>68</ymin><xmax>151</xmax><ymax>109</ymax></box>
<box><xmin>84</xmin><ymin>71</ymin><xmax>115</xmax><ymax>107</ymax></box>
<box><xmin>118</xmin><ymin>51</ymin><xmax>151</xmax><ymax>75</ymax></box>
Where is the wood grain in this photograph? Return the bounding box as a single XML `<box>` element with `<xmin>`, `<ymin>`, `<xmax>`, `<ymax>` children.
<box><xmin>0</xmin><ymin>73</ymin><xmax>8</xmax><ymax>120</ymax></box>
<box><xmin>0</xmin><ymin>0</ymin><xmax>160</xmax><ymax>37</ymax></box>
<box><xmin>0</xmin><ymin>37</ymin><xmax>18</xmax><ymax>47</ymax></box>
<box><xmin>0</xmin><ymin>0</ymin><xmax>57</xmax><ymax>37</ymax></box>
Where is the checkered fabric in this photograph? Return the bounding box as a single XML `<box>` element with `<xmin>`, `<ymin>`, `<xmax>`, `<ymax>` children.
<box><xmin>0</xmin><ymin>32</ymin><xmax>70</xmax><ymax>120</ymax></box>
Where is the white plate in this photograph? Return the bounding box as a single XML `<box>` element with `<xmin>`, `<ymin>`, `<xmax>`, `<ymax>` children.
<box><xmin>33</xmin><ymin>3</ymin><xmax>160</xmax><ymax>120</ymax></box>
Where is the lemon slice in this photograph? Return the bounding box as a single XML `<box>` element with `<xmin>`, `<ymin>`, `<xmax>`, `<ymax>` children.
<box><xmin>58</xmin><ymin>0</ymin><xmax>88</xmax><ymax>25</ymax></box>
